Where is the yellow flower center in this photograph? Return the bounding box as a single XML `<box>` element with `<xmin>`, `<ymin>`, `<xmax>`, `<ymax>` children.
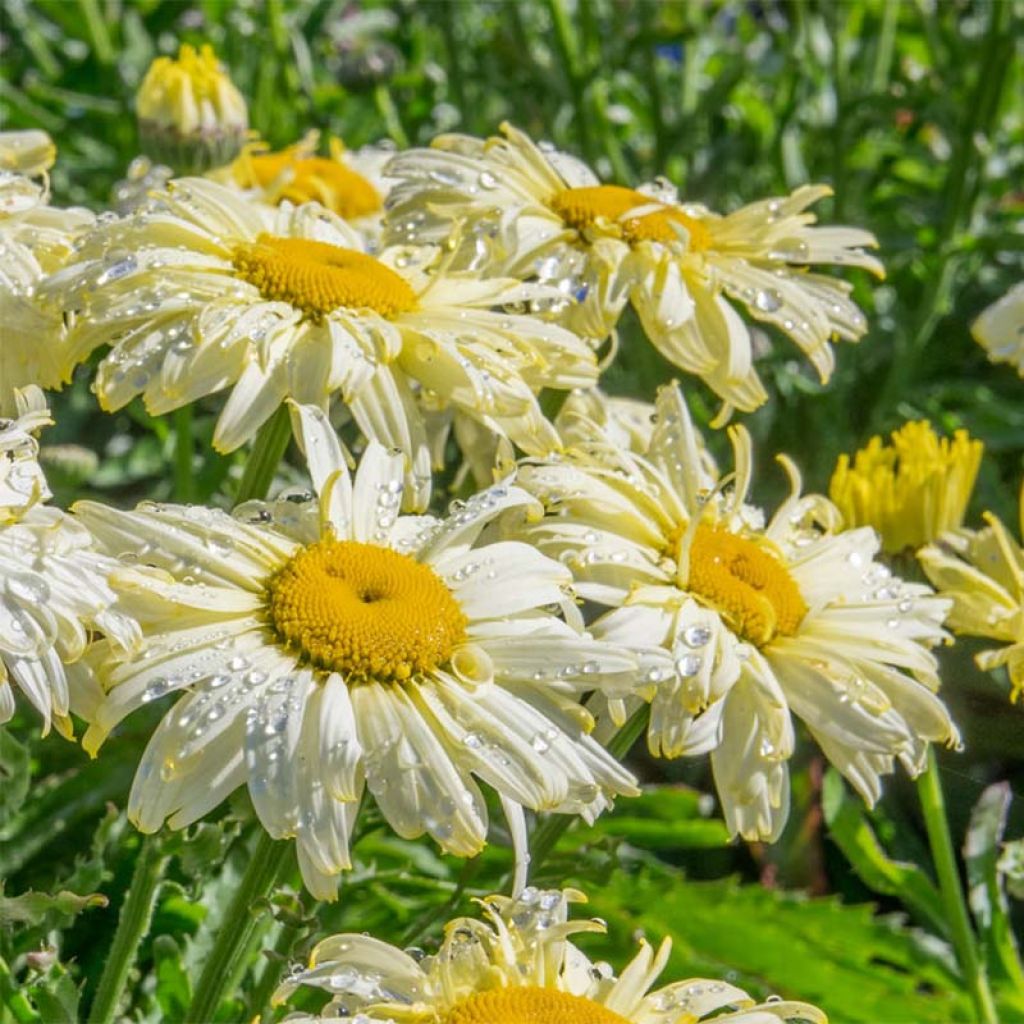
<box><xmin>265</xmin><ymin>539</ymin><xmax>467</xmax><ymax>681</ymax></box>
<box><xmin>549</xmin><ymin>185</ymin><xmax>710</xmax><ymax>249</ymax></box>
<box><xmin>244</xmin><ymin>151</ymin><xmax>383</xmax><ymax>220</ymax></box>
<box><xmin>446</xmin><ymin>988</ymin><xmax>630</xmax><ymax>1024</ymax></box>
<box><xmin>231</xmin><ymin>233</ymin><xmax>417</xmax><ymax>320</ymax></box>
<box><xmin>685</xmin><ymin>524</ymin><xmax>807</xmax><ymax>647</ymax></box>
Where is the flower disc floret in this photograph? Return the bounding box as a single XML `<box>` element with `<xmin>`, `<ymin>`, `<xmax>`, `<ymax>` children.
<box><xmin>231</xmin><ymin>233</ymin><xmax>417</xmax><ymax>320</ymax></box>
<box><xmin>684</xmin><ymin>525</ymin><xmax>808</xmax><ymax>647</ymax></box>
<box><xmin>550</xmin><ymin>184</ymin><xmax>711</xmax><ymax>248</ymax></box>
<box><xmin>266</xmin><ymin>538</ymin><xmax>467</xmax><ymax>680</ymax></box>
<box><xmin>246</xmin><ymin>151</ymin><xmax>382</xmax><ymax>220</ymax></box>
<box><xmin>447</xmin><ymin>987</ymin><xmax>630</xmax><ymax>1024</ymax></box>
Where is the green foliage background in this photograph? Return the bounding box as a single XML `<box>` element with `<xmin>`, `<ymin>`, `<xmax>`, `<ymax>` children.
<box><xmin>1</xmin><ymin>2</ymin><xmax>1023</xmax><ymax>1023</ymax></box>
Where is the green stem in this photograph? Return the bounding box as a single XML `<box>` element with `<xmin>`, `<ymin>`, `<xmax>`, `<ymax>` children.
<box><xmin>87</xmin><ymin>836</ymin><xmax>168</xmax><ymax>1024</ymax></box>
<box><xmin>174</xmin><ymin>405</ymin><xmax>193</xmax><ymax>503</ymax></box>
<box><xmin>872</xmin><ymin>0</ymin><xmax>1011</xmax><ymax>426</ymax></box>
<box><xmin>527</xmin><ymin>704</ymin><xmax>651</xmax><ymax>876</ymax></box>
<box><xmin>544</xmin><ymin>0</ymin><xmax>595</xmax><ymax>165</ymax></box>
<box><xmin>870</xmin><ymin>0</ymin><xmax>900</xmax><ymax>94</ymax></box>
<box><xmin>252</xmin><ymin>920</ymin><xmax>303</xmax><ymax>1023</ymax></box>
<box><xmin>186</xmin><ymin>833</ymin><xmax>292</xmax><ymax>1024</ymax></box>
<box><xmin>374</xmin><ymin>84</ymin><xmax>410</xmax><ymax>149</ymax></box>
<box><xmin>917</xmin><ymin>748</ymin><xmax>998</xmax><ymax>1024</ymax></box>
<box><xmin>77</xmin><ymin>0</ymin><xmax>114</xmax><ymax>65</ymax></box>
<box><xmin>235</xmin><ymin>404</ymin><xmax>292</xmax><ymax>504</ymax></box>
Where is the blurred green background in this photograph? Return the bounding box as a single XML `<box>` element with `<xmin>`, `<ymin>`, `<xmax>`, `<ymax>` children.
<box><xmin>2</xmin><ymin>3</ymin><xmax>1024</xmax><ymax>1022</ymax></box>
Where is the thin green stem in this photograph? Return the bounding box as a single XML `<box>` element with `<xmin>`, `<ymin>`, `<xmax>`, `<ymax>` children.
<box><xmin>374</xmin><ymin>84</ymin><xmax>410</xmax><ymax>149</ymax></box>
<box><xmin>77</xmin><ymin>0</ymin><xmax>114</xmax><ymax>65</ymax></box>
<box><xmin>870</xmin><ymin>0</ymin><xmax>900</xmax><ymax>94</ymax></box>
<box><xmin>186</xmin><ymin>833</ymin><xmax>292</xmax><ymax>1024</ymax></box>
<box><xmin>173</xmin><ymin>405</ymin><xmax>193</xmax><ymax>503</ymax></box>
<box><xmin>527</xmin><ymin>705</ymin><xmax>651</xmax><ymax>877</ymax></box>
<box><xmin>544</xmin><ymin>0</ymin><xmax>595</xmax><ymax>165</ymax></box>
<box><xmin>235</xmin><ymin>404</ymin><xmax>292</xmax><ymax>504</ymax></box>
<box><xmin>87</xmin><ymin>836</ymin><xmax>168</xmax><ymax>1024</ymax></box>
<box><xmin>873</xmin><ymin>0</ymin><xmax>1011</xmax><ymax>425</ymax></box>
<box><xmin>917</xmin><ymin>748</ymin><xmax>998</xmax><ymax>1024</ymax></box>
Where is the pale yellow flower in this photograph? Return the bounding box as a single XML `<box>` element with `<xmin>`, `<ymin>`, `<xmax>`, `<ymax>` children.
<box><xmin>512</xmin><ymin>382</ymin><xmax>957</xmax><ymax>841</ymax></box>
<box><xmin>0</xmin><ymin>130</ymin><xmax>56</xmax><ymax>216</ymax></box>
<box><xmin>216</xmin><ymin>131</ymin><xmax>389</xmax><ymax>225</ymax></box>
<box><xmin>273</xmin><ymin>887</ymin><xmax>825</xmax><ymax>1023</ymax></box>
<box><xmin>45</xmin><ymin>178</ymin><xmax>596</xmax><ymax>508</ymax></box>
<box><xmin>74</xmin><ymin>405</ymin><xmax>638</xmax><ymax>898</ymax></box>
<box><xmin>0</xmin><ymin>389</ymin><xmax>138</xmax><ymax>735</ymax></box>
<box><xmin>136</xmin><ymin>43</ymin><xmax>248</xmax><ymax>170</ymax></box>
<box><xmin>972</xmin><ymin>282</ymin><xmax>1024</xmax><ymax>377</ymax></box>
<box><xmin>385</xmin><ymin>123</ymin><xmax>882</xmax><ymax>419</ymax></box>
<box><xmin>919</xmin><ymin>483</ymin><xmax>1024</xmax><ymax>702</ymax></box>
<box><xmin>830</xmin><ymin>420</ymin><xmax>983</xmax><ymax>554</ymax></box>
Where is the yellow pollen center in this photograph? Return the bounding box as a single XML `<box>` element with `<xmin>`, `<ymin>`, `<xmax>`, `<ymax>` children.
<box><xmin>446</xmin><ymin>988</ymin><xmax>630</xmax><ymax>1024</ymax></box>
<box><xmin>232</xmin><ymin>233</ymin><xmax>416</xmax><ymax>320</ymax></box>
<box><xmin>549</xmin><ymin>185</ymin><xmax>710</xmax><ymax>249</ymax></box>
<box><xmin>246</xmin><ymin>152</ymin><xmax>383</xmax><ymax>220</ymax></box>
<box><xmin>265</xmin><ymin>539</ymin><xmax>467</xmax><ymax>681</ymax></box>
<box><xmin>684</xmin><ymin>524</ymin><xmax>807</xmax><ymax>647</ymax></box>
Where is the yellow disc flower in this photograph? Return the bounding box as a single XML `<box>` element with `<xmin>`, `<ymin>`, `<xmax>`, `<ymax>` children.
<box><xmin>919</xmin><ymin>483</ymin><xmax>1024</xmax><ymax>702</ymax></box>
<box><xmin>972</xmin><ymin>282</ymin><xmax>1024</xmax><ymax>377</ymax></box>
<box><xmin>73</xmin><ymin>404</ymin><xmax>638</xmax><ymax>899</ymax></box>
<box><xmin>511</xmin><ymin>382</ymin><xmax>958</xmax><ymax>841</ymax></box>
<box><xmin>136</xmin><ymin>43</ymin><xmax>249</xmax><ymax>171</ymax></box>
<box><xmin>45</xmin><ymin>177</ymin><xmax>596</xmax><ymax>509</ymax></box>
<box><xmin>385</xmin><ymin>122</ymin><xmax>882</xmax><ymax>420</ymax></box>
<box><xmin>830</xmin><ymin>421</ymin><xmax>983</xmax><ymax>554</ymax></box>
<box><xmin>217</xmin><ymin>131</ymin><xmax>387</xmax><ymax>224</ymax></box>
<box><xmin>273</xmin><ymin>887</ymin><xmax>825</xmax><ymax>1023</ymax></box>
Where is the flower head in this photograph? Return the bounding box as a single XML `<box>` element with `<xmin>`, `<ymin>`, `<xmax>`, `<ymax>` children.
<box><xmin>74</xmin><ymin>404</ymin><xmax>638</xmax><ymax>898</ymax></box>
<box><xmin>136</xmin><ymin>43</ymin><xmax>248</xmax><ymax>170</ymax></box>
<box><xmin>829</xmin><ymin>420</ymin><xmax>983</xmax><ymax>554</ymax></box>
<box><xmin>919</xmin><ymin>483</ymin><xmax>1024</xmax><ymax>702</ymax></box>
<box><xmin>47</xmin><ymin>178</ymin><xmax>596</xmax><ymax>507</ymax></box>
<box><xmin>971</xmin><ymin>282</ymin><xmax>1024</xmax><ymax>377</ymax></box>
<box><xmin>218</xmin><ymin>132</ymin><xmax>387</xmax><ymax>224</ymax></box>
<box><xmin>0</xmin><ymin>389</ymin><xmax>138</xmax><ymax>735</ymax></box>
<box><xmin>385</xmin><ymin>123</ymin><xmax>882</xmax><ymax>419</ymax></box>
<box><xmin>512</xmin><ymin>382</ymin><xmax>958</xmax><ymax>840</ymax></box>
<box><xmin>273</xmin><ymin>887</ymin><xmax>825</xmax><ymax>1023</ymax></box>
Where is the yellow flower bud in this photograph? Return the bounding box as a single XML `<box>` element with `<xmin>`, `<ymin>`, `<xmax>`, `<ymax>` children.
<box><xmin>135</xmin><ymin>43</ymin><xmax>248</xmax><ymax>171</ymax></box>
<box><xmin>830</xmin><ymin>420</ymin><xmax>983</xmax><ymax>553</ymax></box>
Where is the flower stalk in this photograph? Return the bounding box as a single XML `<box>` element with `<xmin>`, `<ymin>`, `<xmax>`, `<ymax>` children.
<box><xmin>917</xmin><ymin>748</ymin><xmax>998</xmax><ymax>1024</ymax></box>
<box><xmin>186</xmin><ymin>832</ymin><xmax>292</xmax><ymax>1024</ymax></box>
<box><xmin>87</xmin><ymin>836</ymin><xmax>168</xmax><ymax>1024</ymax></box>
<box><xmin>235</xmin><ymin>404</ymin><xmax>292</xmax><ymax>504</ymax></box>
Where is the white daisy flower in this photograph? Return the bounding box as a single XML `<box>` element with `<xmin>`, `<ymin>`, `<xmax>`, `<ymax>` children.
<box><xmin>74</xmin><ymin>403</ymin><xmax>639</xmax><ymax>899</ymax></box>
<box><xmin>45</xmin><ymin>177</ymin><xmax>597</xmax><ymax>507</ymax></box>
<box><xmin>971</xmin><ymin>281</ymin><xmax>1024</xmax><ymax>377</ymax></box>
<box><xmin>385</xmin><ymin>123</ymin><xmax>882</xmax><ymax>419</ymax></box>
<box><xmin>512</xmin><ymin>381</ymin><xmax>958</xmax><ymax>841</ymax></box>
<box><xmin>0</xmin><ymin>389</ymin><xmax>138</xmax><ymax>735</ymax></box>
<box><xmin>273</xmin><ymin>887</ymin><xmax>825</xmax><ymax>1023</ymax></box>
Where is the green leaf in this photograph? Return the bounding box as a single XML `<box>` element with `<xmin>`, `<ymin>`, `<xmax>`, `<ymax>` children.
<box><xmin>22</xmin><ymin>967</ymin><xmax>81</xmax><ymax>1024</ymax></box>
<box><xmin>822</xmin><ymin>768</ymin><xmax>947</xmax><ymax>935</ymax></box>
<box><xmin>574</xmin><ymin>785</ymin><xmax>730</xmax><ymax>850</ymax></box>
<box><xmin>152</xmin><ymin>935</ymin><xmax>191</xmax><ymax>1021</ymax></box>
<box><xmin>0</xmin><ymin>730</ymin><xmax>31</xmax><ymax>825</ymax></box>
<box><xmin>582</xmin><ymin>862</ymin><xmax>971</xmax><ymax>1024</ymax></box>
<box><xmin>965</xmin><ymin>783</ymin><xmax>1024</xmax><ymax>997</ymax></box>
<box><xmin>0</xmin><ymin>886</ymin><xmax>107</xmax><ymax>927</ymax></box>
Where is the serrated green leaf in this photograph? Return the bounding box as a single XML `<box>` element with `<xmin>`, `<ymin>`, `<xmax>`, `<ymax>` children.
<box><xmin>581</xmin><ymin>862</ymin><xmax>972</xmax><ymax>1024</ymax></box>
<box><xmin>0</xmin><ymin>887</ymin><xmax>107</xmax><ymax>927</ymax></box>
<box><xmin>22</xmin><ymin>967</ymin><xmax>80</xmax><ymax>1024</ymax></box>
